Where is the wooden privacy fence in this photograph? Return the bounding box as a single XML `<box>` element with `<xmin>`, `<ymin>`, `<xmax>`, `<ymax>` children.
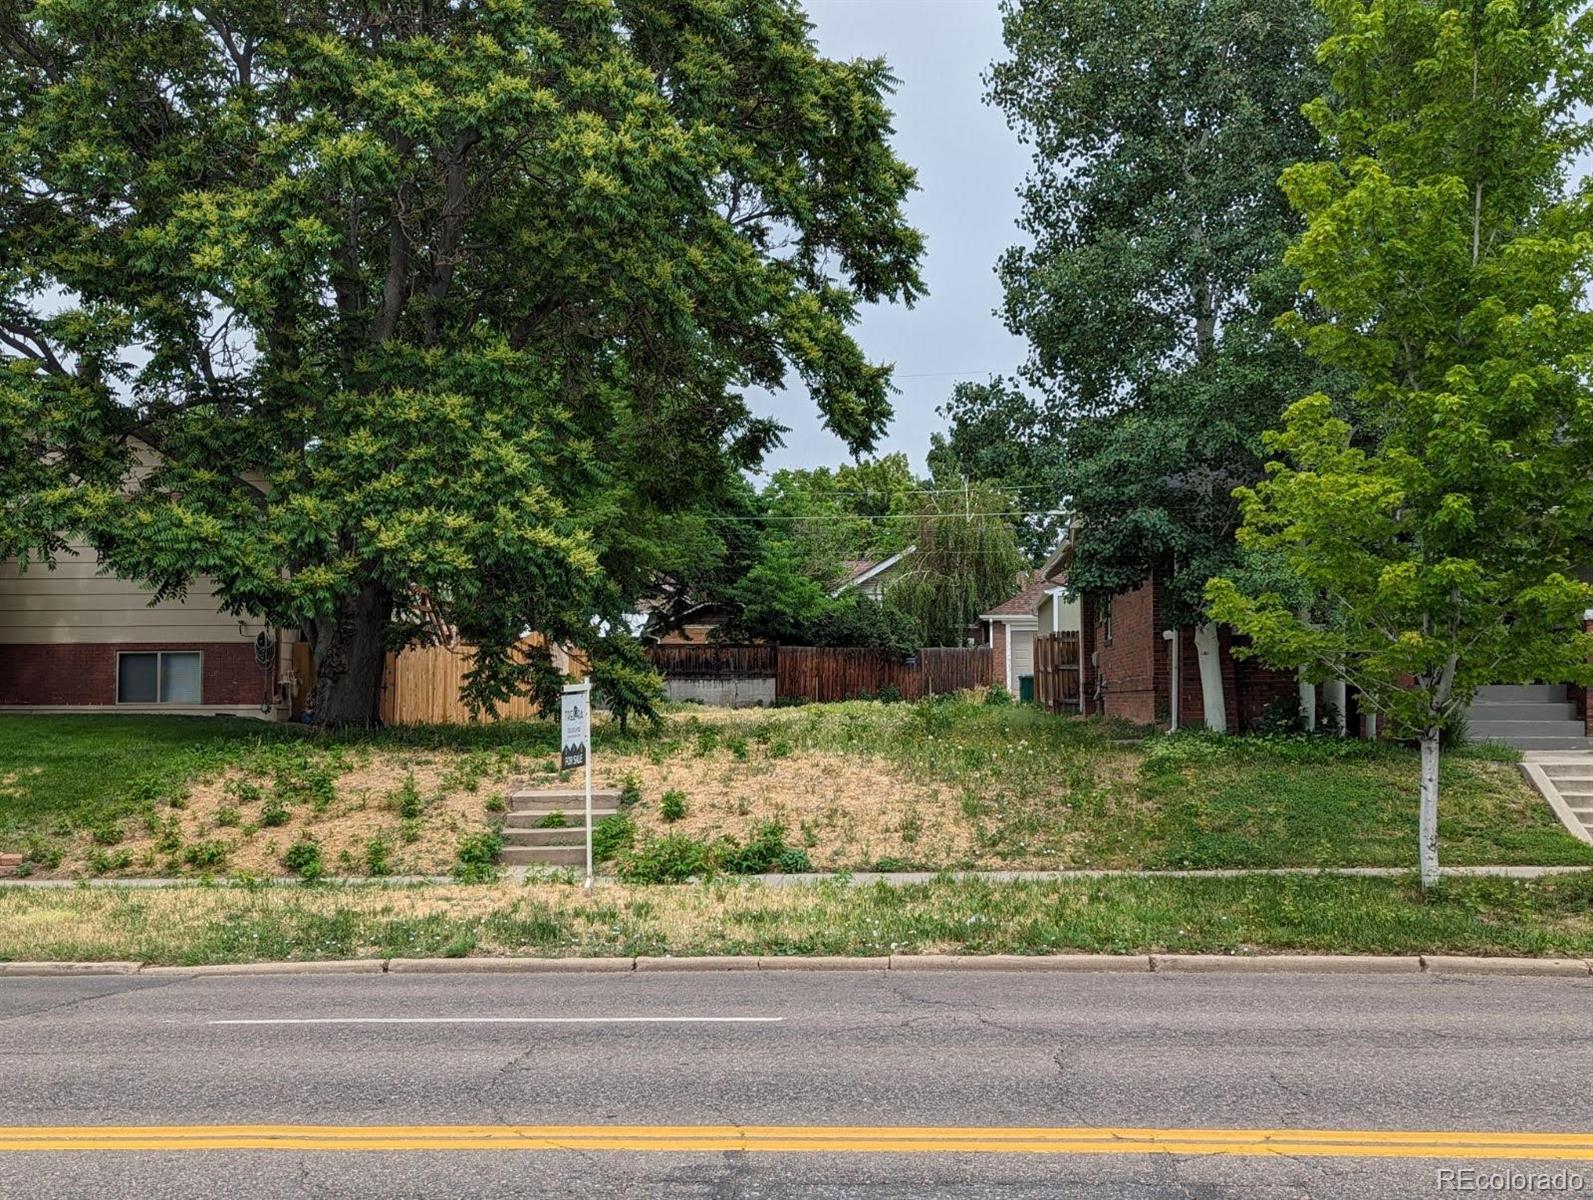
<box><xmin>291</xmin><ymin>636</ymin><xmax>570</xmax><ymax>725</ymax></box>
<box><xmin>1033</xmin><ymin>631</ymin><xmax>1081</xmax><ymax>713</ymax></box>
<box><xmin>643</xmin><ymin>644</ymin><xmax>993</xmax><ymax>703</ymax></box>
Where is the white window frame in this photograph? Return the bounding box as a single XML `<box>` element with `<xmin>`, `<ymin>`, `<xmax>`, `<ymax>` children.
<box><xmin>116</xmin><ymin>650</ymin><xmax>204</xmax><ymax>705</ymax></box>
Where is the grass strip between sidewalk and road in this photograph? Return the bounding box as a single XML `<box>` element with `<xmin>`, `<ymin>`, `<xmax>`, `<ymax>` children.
<box><xmin>10</xmin><ymin>872</ymin><xmax>1593</xmax><ymax>965</ymax></box>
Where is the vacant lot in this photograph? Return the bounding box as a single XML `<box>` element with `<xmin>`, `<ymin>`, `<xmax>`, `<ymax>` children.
<box><xmin>0</xmin><ymin>695</ymin><xmax>1585</xmax><ymax>880</ymax></box>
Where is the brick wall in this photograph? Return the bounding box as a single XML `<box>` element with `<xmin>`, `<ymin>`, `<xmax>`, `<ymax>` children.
<box><xmin>988</xmin><ymin>621</ymin><xmax>1009</xmax><ymax>691</ymax></box>
<box><xmin>0</xmin><ymin>641</ymin><xmax>270</xmax><ymax>708</ymax></box>
<box><xmin>1091</xmin><ymin>580</ymin><xmax>1163</xmax><ymax>726</ymax></box>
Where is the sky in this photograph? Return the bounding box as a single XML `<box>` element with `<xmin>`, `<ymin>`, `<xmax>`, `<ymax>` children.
<box><xmin>755</xmin><ymin>1</ymin><xmax>1593</xmax><ymax>479</ymax></box>
<box><xmin>752</xmin><ymin>0</ymin><xmax>1031</xmax><ymax>476</ymax></box>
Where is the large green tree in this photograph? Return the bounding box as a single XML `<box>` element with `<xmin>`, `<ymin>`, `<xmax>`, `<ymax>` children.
<box><xmin>1209</xmin><ymin>0</ymin><xmax>1593</xmax><ymax>887</ymax></box>
<box><xmin>988</xmin><ymin>0</ymin><xmax>1331</xmax><ymax>726</ymax></box>
<box><xmin>0</xmin><ymin>0</ymin><xmax>924</xmax><ymax>725</ymax></box>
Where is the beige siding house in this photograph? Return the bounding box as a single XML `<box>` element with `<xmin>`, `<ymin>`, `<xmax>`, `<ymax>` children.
<box><xmin>0</xmin><ymin>540</ymin><xmax>290</xmax><ymax>719</ymax></box>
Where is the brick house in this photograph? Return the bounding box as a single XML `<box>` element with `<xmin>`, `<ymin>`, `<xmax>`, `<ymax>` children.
<box><xmin>0</xmin><ymin>539</ymin><xmax>292</xmax><ymax>719</ymax></box>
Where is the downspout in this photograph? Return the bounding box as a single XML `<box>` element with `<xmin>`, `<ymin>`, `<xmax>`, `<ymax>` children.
<box><xmin>1163</xmin><ymin>628</ymin><xmax>1179</xmax><ymax>732</ymax></box>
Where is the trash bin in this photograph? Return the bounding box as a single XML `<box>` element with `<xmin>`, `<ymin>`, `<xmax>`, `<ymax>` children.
<box><xmin>1018</xmin><ymin>675</ymin><xmax>1035</xmax><ymax>703</ymax></box>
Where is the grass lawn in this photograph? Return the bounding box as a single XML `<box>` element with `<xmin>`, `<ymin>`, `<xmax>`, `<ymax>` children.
<box><xmin>7</xmin><ymin>873</ymin><xmax>1593</xmax><ymax>964</ymax></box>
<box><xmin>0</xmin><ymin>695</ymin><xmax>1587</xmax><ymax>880</ymax></box>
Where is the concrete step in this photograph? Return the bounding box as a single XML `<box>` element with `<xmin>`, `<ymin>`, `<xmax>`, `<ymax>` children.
<box><xmin>1473</xmin><ymin>684</ymin><xmax>1570</xmax><ymax>703</ymax></box>
<box><xmin>1468</xmin><ymin>703</ymin><xmax>1578</xmax><ymax>722</ymax></box>
<box><xmin>1537</xmin><ymin>768</ymin><xmax>1593</xmax><ymax>780</ymax></box>
<box><xmin>1505</xmin><ymin>736</ymin><xmax>1593</xmax><ymax>750</ymax></box>
<box><xmin>503</xmin><ymin>810</ymin><xmax>617</xmax><ymax>829</ymax></box>
<box><xmin>1469</xmin><ymin>719</ymin><xmax>1587</xmax><ymax>739</ymax></box>
<box><xmin>508</xmin><ymin>789</ymin><xmax>621</xmax><ymax>813</ymax></box>
<box><xmin>500</xmin><ymin>846</ymin><xmax>586</xmax><ymax>867</ymax></box>
<box><xmin>502</xmin><ymin>827</ymin><xmax>587</xmax><ymax>848</ymax></box>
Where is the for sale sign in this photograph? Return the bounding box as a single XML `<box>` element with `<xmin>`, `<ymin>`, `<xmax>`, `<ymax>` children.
<box><xmin>560</xmin><ymin>684</ymin><xmax>589</xmax><ymax>771</ymax></box>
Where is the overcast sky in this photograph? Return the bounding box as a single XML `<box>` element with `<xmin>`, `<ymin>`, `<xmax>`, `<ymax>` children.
<box><xmin>752</xmin><ymin>0</ymin><xmax>1030</xmax><ymax>476</ymax></box>
<box><xmin>754</xmin><ymin>0</ymin><xmax>1593</xmax><ymax>479</ymax></box>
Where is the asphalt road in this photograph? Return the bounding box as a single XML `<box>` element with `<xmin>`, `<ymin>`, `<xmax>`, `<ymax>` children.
<box><xmin>3</xmin><ymin>967</ymin><xmax>1592</xmax><ymax>1198</ymax></box>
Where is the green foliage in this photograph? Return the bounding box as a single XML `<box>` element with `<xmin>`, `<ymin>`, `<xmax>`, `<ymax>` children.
<box><xmin>391</xmin><ymin>775</ymin><xmax>424</xmax><ymax>822</ymax></box>
<box><xmin>181</xmin><ymin>840</ymin><xmax>231</xmax><ymax>871</ymax></box>
<box><xmin>659</xmin><ymin>790</ymin><xmax>687</xmax><ymax>823</ymax></box>
<box><xmin>987</xmin><ymin>0</ymin><xmax>1330</xmax><ymax>620</ymax></box>
<box><xmin>214</xmin><ymin>806</ymin><xmax>242</xmax><ymax>829</ymax></box>
<box><xmin>281</xmin><ymin>837</ymin><xmax>323</xmax><ymax>882</ymax></box>
<box><xmin>363</xmin><ymin>835</ymin><xmax>392</xmax><ymax>878</ymax></box>
<box><xmin>0</xmin><ymin>0</ymin><xmax>925</xmax><ymax>726</ymax></box>
<box><xmin>884</xmin><ymin>483</ymin><xmax>1030</xmax><ymax>647</ymax></box>
<box><xmin>592</xmin><ymin>813</ymin><xmax>636</xmax><ymax>865</ymax></box>
<box><xmin>717</xmin><ymin>821</ymin><xmax>812</xmax><ymax>875</ymax></box>
<box><xmin>535</xmin><ymin>811</ymin><xmax>568</xmax><ymax>830</ymax></box>
<box><xmin>983</xmin><ymin>685</ymin><xmax>1015</xmax><ymax>707</ymax></box>
<box><xmin>590</xmin><ymin>634</ymin><xmax>666</xmax><ymax>734</ymax></box>
<box><xmin>259</xmin><ymin>799</ymin><xmax>290</xmax><ymax>829</ymax></box>
<box><xmin>452</xmin><ymin>829</ymin><xmax>505</xmax><ymax>884</ymax></box>
<box><xmin>618</xmin><ymin>774</ymin><xmax>643</xmax><ymax>809</ymax></box>
<box><xmin>1209</xmin><ymin>0</ymin><xmax>1593</xmax><ymax>740</ymax></box>
<box><xmin>616</xmin><ymin>833</ymin><xmax>715</xmax><ymax>884</ymax></box>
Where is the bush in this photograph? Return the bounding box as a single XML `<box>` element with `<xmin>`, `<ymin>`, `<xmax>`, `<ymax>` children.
<box><xmin>392</xmin><ymin>774</ymin><xmax>424</xmax><ymax>820</ymax></box>
<box><xmin>618</xmin><ymin>773</ymin><xmax>643</xmax><ymax>808</ymax></box>
<box><xmin>88</xmin><ymin>847</ymin><xmax>133</xmax><ymax>875</ymax></box>
<box><xmin>89</xmin><ymin>818</ymin><xmax>124</xmax><ymax>846</ymax></box>
<box><xmin>281</xmin><ymin>836</ymin><xmax>323</xmax><ymax>881</ymax></box>
<box><xmin>719</xmin><ymin>820</ymin><xmax>810</xmax><ymax>875</ymax></box>
<box><xmin>984</xmin><ymin>684</ymin><xmax>1014</xmax><ymax>707</ymax></box>
<box><xmin>214</xmin><ymin>806</ymin><xmax>241</xmax><ymax>828</ymax></box>
<box><xmin>592</xmin><ymin>813</ymin><xmax>635</xmax><ymax>864</ymax></box>
<box><xmin>877</xmin><ymin>685</ymin><xmax>904</xmax><ymax>704</ymax></box>
<box><xmin>616</xmin><ymin>833</ymin><xmax>713</xmax><ymax>883</ymax></box>
<box><xmin>182</xmin><ymin>839</ymin><xmax>231</xmax><ymax>871</ymax></box>
<box><xmin>224</xmin><ymin>778</ymin><xmax>264</xmax><ymax>805</ymax></box>
<box><xmin>535</xmin><ymin>810</ymin><xmax>568</xmax><ymax>829</ymax></box>
<box><xmin>364</xmin><ymin>835</ymin><xmax>392</xmax><ymax>877</ymax></box>
<box><xmin>453</xmin><ymin>828</ymin><xmax>505</xmax><ymax>883</ymax></box>
<box><xmin>590</xmin><ymin>632</ymin><xmax>666</xmax><ymax>733</ymax></box>
<box><xmin>1254</xmin><ymin>694</ymin><xmax>1309</xmax><ymax>738</ymax></box>
<box><xmin>260</xmin><ymin>798</ymin><xmax>290</xmax><ymax>828</ymax></box>
<box><xmin>484</xmin><ymin>794</ymin><xmax>507</xmax><ymax>814</ymax></box>
<box><xmin>659</xmin><ymin>789</ymin><xmax>687</xmax><ymax>823</ymax></box>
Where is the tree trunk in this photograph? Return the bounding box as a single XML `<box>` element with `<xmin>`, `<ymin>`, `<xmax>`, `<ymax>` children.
<box><xmin>1418</xmin><ymin>730</ymin><xmax>1441</xmax><ymax>891</ymax></box>
<box><xmin>1192</xmin><ymin>621</ymin><xmax>1228</xmax><ymax>733</ymax></box>
<box><xmin>1297</xmin><ymin>672</ymin><xmax>1317</xmax><ymax>732</ymax></box>
<box><xmin>309</xmin><ymin>581</ymin><xmax>393</xmax><ymax>728</ymax></box>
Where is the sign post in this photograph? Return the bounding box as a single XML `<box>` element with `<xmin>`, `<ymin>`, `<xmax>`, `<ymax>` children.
<box><xmin>560</xmin><ymin>681</ymin><xmax>593</xmax><ymax>889</ymax></box>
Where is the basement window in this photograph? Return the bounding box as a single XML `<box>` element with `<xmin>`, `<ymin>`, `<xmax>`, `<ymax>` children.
<box><xmin>117</xmin><ymin>652</ymin><xmax>203</xmax><ymax>704</ymax></box>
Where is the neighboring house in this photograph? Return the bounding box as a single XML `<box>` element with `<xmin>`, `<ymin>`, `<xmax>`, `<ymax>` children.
<box><xmin>978</xmin><ymin>570</ymin><xmax>1057</xmax><ymax>698</ymax></box>
<box><xmin>0</xmin><ymin>540</ymin><xmax>292</xmax><ymax>720</ymax></box>
<box><xmin>831</xmin><ymin>545</ymin><xmax>915</xmax><ymax>599</ymax></box>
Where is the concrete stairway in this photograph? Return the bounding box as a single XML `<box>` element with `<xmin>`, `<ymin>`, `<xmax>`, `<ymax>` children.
<box><xmin>498</xmin><ymin>788</ymin><xmax>621</xmax><ymax>867</ymax></box>
<box><xmin>1521</xmin><ymin>753</ymin><xmax>1593</xmax><ymax>845</ymax></box>
<box><xmin>1466</xmin><ymin>684</ymin><xmax>1591</xmax><ymax>751</ymax></box>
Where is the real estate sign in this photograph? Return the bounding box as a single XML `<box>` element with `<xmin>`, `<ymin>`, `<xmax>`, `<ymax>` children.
<box><xmin>560</xmin><ymin>685</ymin><xmax>589</xmax><ymax>771</ymax></box>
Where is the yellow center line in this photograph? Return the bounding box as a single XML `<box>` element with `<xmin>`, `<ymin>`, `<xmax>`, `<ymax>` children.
<box><xmin>2</xmin><ymin>1124</ymin><xmax>1592</xmax><ymax>1159</ymax></box>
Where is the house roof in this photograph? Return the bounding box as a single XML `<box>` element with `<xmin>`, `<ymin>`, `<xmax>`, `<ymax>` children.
<box><xmin>832</xmin><ymin>545</ymin><xmax>916</xmax><ymax>596</ymax></box>
<box><xmin>979</xmin><ymin>569</ymin><xmax>1051</xmax><ymax>620</ymax></box>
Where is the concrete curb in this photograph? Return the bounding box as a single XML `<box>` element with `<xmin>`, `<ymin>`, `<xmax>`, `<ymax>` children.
<box><xmin>387</xmin><ymin>957</ymin><xmax>634</xmax><ymax>974</ymax></box>
<box><xmin>0</xmin><ymin>961</ymin><xmax>142</xmax><ymax>977</ymax></box>
<box><xmin>7</xmin><ymin>954</ymin><xmax>1593</xmax><ymax>978</ymax></box>
<box><xmin>138</xmin><ymin>959</ymin><xmax>387</xmax><ymax>977</ymax></box>
<box><xmin>1152</xmin><ymin>954</ymin><xmax>1419</xmax><ymax>974</ymax></box>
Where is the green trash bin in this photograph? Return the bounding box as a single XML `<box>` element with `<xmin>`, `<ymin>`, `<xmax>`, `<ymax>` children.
<box><xmin>1018</xmin><ymin>675</ymin><xmax>1035</xmax><ymax>703</ymax></box>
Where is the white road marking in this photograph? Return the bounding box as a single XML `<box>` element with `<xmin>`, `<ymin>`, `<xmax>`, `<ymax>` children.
<box><xmin>207</xmin><ymin>1016</ymin><xmax>785</xmax><ymax>1026</ymax></box>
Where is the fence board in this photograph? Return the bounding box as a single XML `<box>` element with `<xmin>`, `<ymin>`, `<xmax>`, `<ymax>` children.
<box><xmin>1034</xmin><ymin>632</ymin><xmax>1081</xmax><ymax>713</ymax></box>
<box><xmin>774</xmin><ymin>646</ymin><xmax>992</xmax><ymax>703</ymax></box>
<box><xmin>645</xmin><ymin>644</ymin><xmax>777</xmax><ymax>678</ymax></box>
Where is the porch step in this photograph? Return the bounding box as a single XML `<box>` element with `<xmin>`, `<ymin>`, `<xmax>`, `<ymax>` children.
<box><xmin>501</xmin><ymin>827</ymin><xmax>588</xmax><ymax>848</ymax></box>
<box><xmin>499</xmin><ymin>846</ymin><xmax>587</xmax><ymax>867</ymax></box>
<box><xmin>1473</xmin><ymin>684</ymin><xmax>1571</xmax><ymax>703</ymax></box>
<box><xmin>502</xmin><ymin>811</ymin><xmax>617</xmax><ymax>831</ymax></box>
<box><xmin>1499</xmin><ymin>736</ymin><xmax>1593</xmax><ymax>751</ymax></box>
<box><xmin>507</xmin><ymin>788</ymin><xmax>622</xmax><ymax>814</ymax></box>
<box><xmin>1521</xmin><ymin>751</ymin><xmax>1593</xmax><ymax>847</ymax></box>
<box><xmin>1468</xmin><ymin>719</ymin><xmax>1588</xmax><ymax>741</ymax></box>
<box><xmin>1468</xmin><ymin>703</ymin><xmax>1578</xmax><ymax>722</ymax></box>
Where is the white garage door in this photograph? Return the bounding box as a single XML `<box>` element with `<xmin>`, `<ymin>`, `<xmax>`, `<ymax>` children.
<box><xmin>1010</xmin><ymin>627</ymin><xmax>1035</xmax><ymax>679</ymax></box>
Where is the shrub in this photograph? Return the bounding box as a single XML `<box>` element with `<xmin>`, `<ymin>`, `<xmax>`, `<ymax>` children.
<box><xmin>659</xmin><ymin>789</ymin><xmax>687</xmax><ymax>823</ymax></box>
<box><xmin>182</xmin><ymin>839</ymin><xmax>231</xmax><ymax>871</ymax></box>
<box><xmin>392</xmin><ymin>774</ymin><xmax>424</xmax><ymax>820</ymax></box>
<box><xmin>154</xmin><ymin>817</ymin><xmax>184</xmax><ymax>856</ymax></box>
<box><xmin>536</xmin><ymin>810</ymin><xmax>568</xmax><ymax>829</ymax></box>
<box><xmin>224</xmin><ymin>778</ymin><xmax>264</xmax><ymax>805</ymax></box>
<box><xmin>363</xmin><ymin>835</ymin><xmax>392</xmax><ymax>877</ymax></box>
<box><xmin>214</xmin><ymin>806</ymin><xmax>241</xmax><ymax>828</ymax></box>
<box><xmin>616</xmin><ymin>833</ymin><xmax>713</xmax><ymax>883</ymax></box>
<box><xmin>260</xmin><ymin>798</ymin><xmax>290</xmax><ymax>828</ymax></box>
<box><xmin>453</xmin><ymin>828</ymin><xmax>505</xmax><ymax>883</ymax></box>
<box><xmin>719</xmin><ymin>820</ymin><xmax>810</xmax><ymax>875</ymax></box>
<box><xmin>88</xmin><ymin>847</ymin><xmax>133</xmax><ymax>875</ymax></box>
<box><xmin>282</xmin><ymin>836</ymin><xmax>323</xmax><ymax>881</ymax></box>
<box><xmin>618</xmin><ymin>773</ymin><xmax>643</xmax><ymax>808</ymax></box>
<box><xmin>89</xmin><ymin>818</ymin><xmax>123</xmax><ymax>847</ymax></box>
<box><xmin>1254</xmin><ymin>694</ymin><xmax>1308</xmax><ymax>738</ymax></box>
<box><xmin>877</xmin><ymin>685</ymin><xmax>904</xmax><ymax>704</ymax></box>
<box><xmin>592</xmin><ymin>813</ymin><xmax>635</xmax><ymax>864</ymax></box>
<box><xmin>984</xmin><ymin>684</ymin><xmax>1015</xmax><ymax>707</ymax></box>
<box><xmin>273</xmin><ymin>753</ymin><xmax>337</xmax><ymax>812</ymax></box>
<box><xmin>484</xmin><ymin>794</ymin><xmax>507</xmax><ymax>814</ymax></box>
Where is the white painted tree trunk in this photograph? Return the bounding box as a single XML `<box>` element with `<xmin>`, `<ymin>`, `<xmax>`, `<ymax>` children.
<box><xmin>1298</xmin><ymin>674</ymin><xmax>1317</xmax><ymax>732</ymax></box>
<box><xmin>1419</xmin><ymin>732</ymin><xmax>1440</xmax><ymax>891</ymax></box>
<box><xmin>1192</xmin><ymin>622</ymin><xmax>1227</xmax><ymax>734</ymax></box>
